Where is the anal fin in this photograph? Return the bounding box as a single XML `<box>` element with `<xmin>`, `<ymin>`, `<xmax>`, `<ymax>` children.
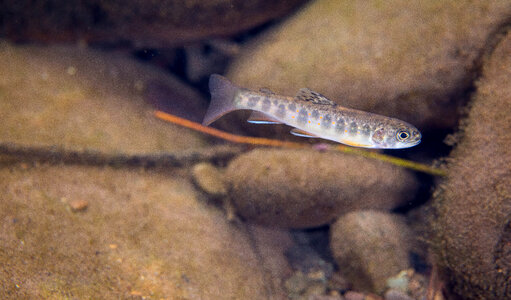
<box><xmin>247</xmin><ymin>111</ymin><xmax>282</xmax><ymax>124</ymax></box>
<box><xmin>290</xmin><ymin>128</ymin><xmax>319</xmax><ymax>138</ymax></box>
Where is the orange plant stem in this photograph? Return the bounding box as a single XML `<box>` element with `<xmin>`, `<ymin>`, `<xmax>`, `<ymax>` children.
<box><xmin>154</xmin><ymin>110</ymin><xmax>446</xmax><ymax>177</ymax></box>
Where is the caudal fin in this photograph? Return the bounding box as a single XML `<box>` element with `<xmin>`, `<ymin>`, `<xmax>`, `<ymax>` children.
<box><xmin>202</xmin><ymin>74</ymin><xmax>239</xmax><ymax>126</ymax></box>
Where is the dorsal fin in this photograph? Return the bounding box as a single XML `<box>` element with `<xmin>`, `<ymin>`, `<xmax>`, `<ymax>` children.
<box><xmin>295</xmin><ymin>88</ymin><xmax>336</xmax><ymax>106</ymax></box>
<box><xmin>247</xmin><ymin>111</ymin><xmax>282</xmax><ymax>124</ymax></box>
<box><xmin>290</xmin><ymin>128</ymin><xmax>319</xmax><ymax>138</ymax></box>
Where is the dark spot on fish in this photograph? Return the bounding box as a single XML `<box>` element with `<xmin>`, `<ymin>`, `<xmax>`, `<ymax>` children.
<box><xmin>349</xmin><ymin>122</ymin><xmax>358</xmax><ymax>134</ymax></box>
<box><xmin>288</xmin><ymin>103</ymin><xmax>296</xmax><ymax>112</ymax></box>
<box><xmin>262</xmin><ymin>99</ymin><xmax>271</xmax><ymax>111</ymax></box>
<box><xmin>372</xmin><ymin>127</ymin><xmax>385</xmax><ymax>144</ymax></box>
<box><xmin>272</xmin><ymin>99</ymin><xmax>279</xmax><ymax>106</ymax></box>
<box><xmin>361</xmin><ymin>124</ymin><xmax>371</xmax><ymax>136</ymax></box>
<box><xmin>311</xmin><ymin>110</ymin><xmax>319</xmax><ymax>119</ymax></box>
<box><xmin>297</xmin><ymin>109</ymin><xmax>308</xmax><ymax>124</ymax></box>
<box><xmin>276</xmin><ymin>104</ymin><xmax>286</xmax><ymax>118</ymax></box>
<box><xmin>322</xmin><ymin>114</ymin><xmax>331</xmax><ymax>129</ymax></box>
<box><xmin>335</xmin><ymin>118</ymin><xmax>346</xmax><ymax>133</ymax></box>
<box><xmin>248</xmin><ymin>96</ymin><xmax>260</xmax><ymax>107</ymax></box>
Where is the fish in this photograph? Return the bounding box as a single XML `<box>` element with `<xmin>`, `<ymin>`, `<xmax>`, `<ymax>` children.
<box><xmin>203</xmin><ymin>74</ymin><xmax>421</xmax><ymax>149</ymax></box>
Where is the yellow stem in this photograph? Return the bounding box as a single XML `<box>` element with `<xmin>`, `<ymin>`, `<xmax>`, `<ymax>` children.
<box><xmin>154</xmin><ymin>110</ymin><xmax>446</xmax><ymax>177</ymax></box>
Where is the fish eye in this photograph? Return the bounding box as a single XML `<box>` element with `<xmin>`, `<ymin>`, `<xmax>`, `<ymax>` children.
<box><xmin>396</xmin><ymin>130</ymin><xmax>410</xmax><ymax>141</ymax></box>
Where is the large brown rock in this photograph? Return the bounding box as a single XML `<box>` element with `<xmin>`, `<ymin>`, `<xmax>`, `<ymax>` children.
<box><xmin>431</xmin><ymin>29</ymin><xmax>511</xmax><ymax>299</ymax></box>
<box><xmin>0</xmin><ymin>42</ymin><xmax>206</xmax><ymax>154</ymax></box>
<box><xmin>0</xmin><ymin>163</ymin><xmax>292</xmax><ymax>299</ymax></box>
<box><xmin>225</xmin><ymin>149</ymin><xmax>418</xmax><ymax>228</ymax></box>
<box><xmin>330</xmin><ymin>211</ymin><xmax>414</xmax><ymax>294</ymax></box>
<box><xmin>228</xmin><ymin>0</ymin><xmax>511</xmax><ymax>133</ymax></box>
<box><xmin>1</xmin><ymin>0</ymin><xmax>307</xmax><ymax>46</ymax></box>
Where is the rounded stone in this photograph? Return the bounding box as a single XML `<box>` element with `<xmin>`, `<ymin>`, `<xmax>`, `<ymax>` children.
<box><xmin>191</xmin><ymin>162</ymin><xmax>227</xmax><ymax>197</ymax></box>
<box><xmin>225</xmin><ymin>149</ymin><xmax>418</xmax><ymax>228</ymax></box>
<box><xmin>330</xmin><ymin>211</ymin><xmax>414</xmax><ymax>294</ymax></box>
<box><xmin>1</xmin><ymin>0</ymin><xmax>307</xmax><ymax>46</ymax></box>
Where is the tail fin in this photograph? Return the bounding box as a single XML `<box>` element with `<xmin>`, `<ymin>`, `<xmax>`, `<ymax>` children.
<box><xmin>202</xmin><ymin>74</ymin><xmax>239</xmax><ymax>126</ymax></box>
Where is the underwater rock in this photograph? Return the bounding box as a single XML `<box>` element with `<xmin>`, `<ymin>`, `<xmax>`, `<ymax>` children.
<box><xmin>430</xmin><ymin>29</ymin><xmax>511</xmax><ymax>299</ymax></box>
<box><xmin>385</xmin><ymin>269</ymin><xmax>427</xmax><ymax>299</ymax></box>
<box><xmin>191</xmin><ymin>162</ymin><xmax>227</xmax><ymax>197</ymax></box>
<box><xmin>0</xmin><ymin>164</ymin><xmax>291</xmax><ymax>298</ymax></box>
<box><xmin>68</xmin><ymin>199</ymin><xmax>89</xmax><ymax>212</ymax></box>
<box><xmin>228</xmin><ymin>0</ymin><xmax>511</xmax><ymax>132</ymax></box>
<box><xmin>308</xmin><ymin>295</ymin><xmax>344</xmax><ymax>300</ymax></box>
<box><xmin>330</xmin><ymin>211</ymin><xmax>414</xmax><ymax>294</ymax></box>
<box><xmin>384</xmin><ymin>289</ymin><xmax>414</xmax><ymax>300</ymax></box>
<box><xmin>0</xmin><ymin>0</ymin><xmax>307</xmax><ymax>46</ymax></box>
<box><xmin>0</xmin><ymin>42</ymin><xmax>206</xmax><ymax>154</ymax></box>
<box><xmin>343</xmin><ymin>291</ymin><xmax>366</xmax><ymax>300</ymax></box>
<box><xmin>226</xmin><ymin>149</ymin><xmax>418</xmax><ymax>228</ymax></box>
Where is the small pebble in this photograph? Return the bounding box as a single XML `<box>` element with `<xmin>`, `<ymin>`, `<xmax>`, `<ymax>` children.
<box><xmin>66</xmin><ymin>66</ymin><xmax>77</xmax><ymax>75</ymax></box>
<box><xmin>384</xmin><ymin>289</ymin><xmax>414</xmax><ymax>300</ymax></box>
<box><xmin>303</xmin><ymin>282</ymin><xmax>327</xmax><ymax>298</ymax></box>
<box><xmin>365</xmin><ymin>294</ymin><xmax>384</xmax><ymax>300</ymax></box>
<box><xmin>386</xmin><ymin>269</ymin><xmax>413</xmax><ymax>293</ymax></box>
<box><xmin>328</xmin><ymin>272</ymin><xmax>350</xmax><ymax>292</ymax></box>
<box><xmin>308</xmin><ymin>294</ymin><xmax>344</xmax><ymax>300</ymax></box>
<box><xmin>285</xmin><ymin>271</ymin><xmax>309</xmax><ymax>294</ymax></box>
<box><xmin>69</xmin><ymin>199</ymin><xmax>88</xmax><ymax>212</ymax></box>
<box><xmin>191</xmin><ymin>163</ymin><xmax>227</xmax><ymax>197</ymax></box>
<box><xmin>343</xmin><ymin>291</ymin><xmax>365</xmax><ymax>300</ymax></box>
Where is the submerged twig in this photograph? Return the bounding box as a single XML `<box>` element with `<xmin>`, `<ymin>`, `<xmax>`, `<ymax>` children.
<box><xmin>0</xmin><ymin>142</ymin><xmax>242</xmax><ymax>168</ymax></box>
<box><xmin>155</xmin><ymin>110</ymin><xmax>446</xmax><ymax>177</ymax></box>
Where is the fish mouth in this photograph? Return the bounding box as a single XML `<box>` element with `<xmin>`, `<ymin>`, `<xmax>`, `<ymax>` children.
<box><xmin>409</xmin><ymin>138</ymin><xmax>421</xmax><ymax>147</ymax></box>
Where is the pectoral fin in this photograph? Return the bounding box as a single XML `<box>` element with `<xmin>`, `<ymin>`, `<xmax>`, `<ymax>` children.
<box><xmin>247</xmin><ymin>111</ymin><xmax>282</xmax><ymax>124</ymax></box>
<box><xmin>290</xmin><ymin>128</ymin><xmax>319</xmax><ymax>138</ymax></box>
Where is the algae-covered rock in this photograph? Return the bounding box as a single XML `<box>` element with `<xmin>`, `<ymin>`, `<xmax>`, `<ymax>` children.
<box><xmin>431</xmin><ymin>30</ymin><xmax>511</xmax><ymax>299</ymax></box>
<box><xmin>225</xmin><ymin>149</ymin><xmax>418</xmax><ymax>228</ymax></box>
<box><xmin>1</xmin><ymin>0</ymin><xmax>306</xmax><ymax>46</ymax></box>
<box><xmin>0</xmin><ymin>42</ymin><xmax>205</xmax><ymax>154</ymax></box>
<box><xmin>330</xmin><ymin>211</ymin><xmax>414</xmax><ymax>294</ymax></box>
<box><xmin>0</xmin><ymin>164</ymin><xmax>290</xmax><ymax>299</ymax></box>
<box><xmin>228</xmin><ymin>0</ymin><xmax>511</xmax><ymax>132</ymax></box>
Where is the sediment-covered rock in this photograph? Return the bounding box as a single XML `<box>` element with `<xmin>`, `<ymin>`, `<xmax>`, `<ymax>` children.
<box><xmin>330</xmin><ymin>211</ymin><xmax>414</xmax><ymax>294</ymax></box>
<box><xmin>0</xmin><ymin>42</ymin><xmax>206</xmax><ymax>154</ymax></box>
<box><xmin>226</xmin><ymin>149</ymin><xmax>418</xmax><ymax>228</ymax></box>
<box><xmin>431</xmin><ymin>29</ymin><xmax>511</xmax><ymax>299</ymax></box>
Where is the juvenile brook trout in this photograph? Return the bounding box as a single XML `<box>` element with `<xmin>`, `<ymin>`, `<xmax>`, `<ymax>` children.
<box><xmin>203</xmin><ymin>74</ymin><xmax>421</xmax><ymax>149</ymax></box>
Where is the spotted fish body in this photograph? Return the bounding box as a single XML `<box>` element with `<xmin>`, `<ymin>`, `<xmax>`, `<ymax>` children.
<box><xmin>203</xmin><ymin>74</ymin><xmax>421</xmax><ymax>149</ymax></box>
